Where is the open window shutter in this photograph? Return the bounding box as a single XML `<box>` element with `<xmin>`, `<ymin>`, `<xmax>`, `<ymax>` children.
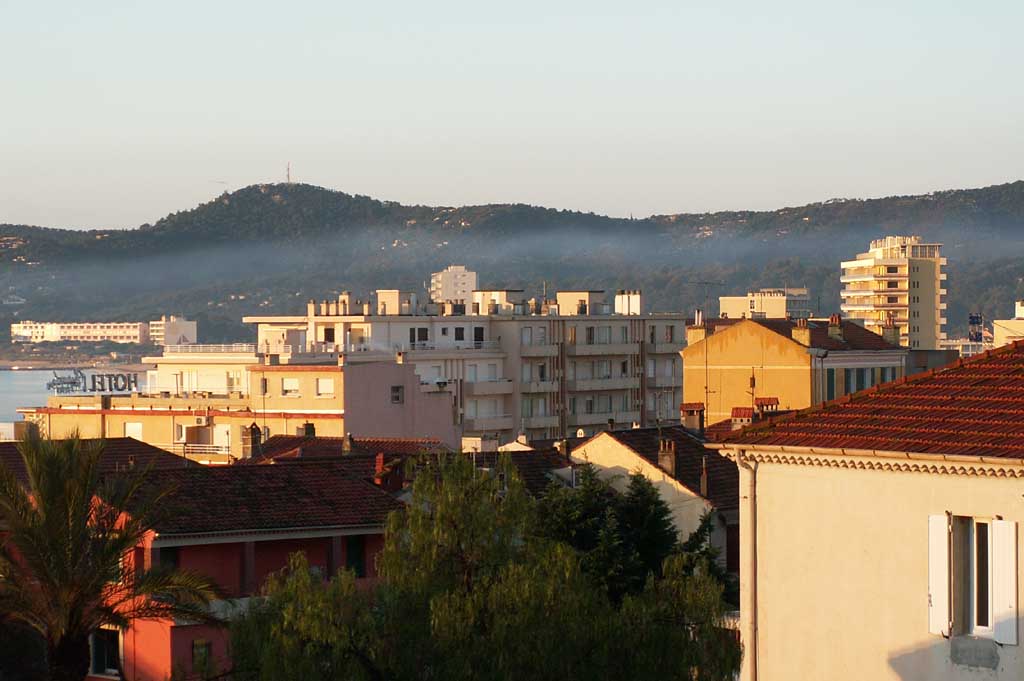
<box><xmin>993</xmin><ymin>519</ymin><xmax>1018</xmax><ymax>645</ymax></box>
<box><xmin>928</xmin><ymin>514</ymin><xmax>950</xmax><ymax>636</ymax></box>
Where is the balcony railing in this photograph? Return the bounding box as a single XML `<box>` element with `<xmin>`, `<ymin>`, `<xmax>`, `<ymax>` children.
<box><xmin>164</xmin><ymin>344</ymin><xmax>257</xmax><ymax>353</ymax></box>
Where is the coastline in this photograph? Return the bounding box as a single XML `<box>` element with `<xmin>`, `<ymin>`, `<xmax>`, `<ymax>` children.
<box><xmin>0</xmin><ymin>362</ymin><xmax>155</xmax><ymax>372</ymax></box>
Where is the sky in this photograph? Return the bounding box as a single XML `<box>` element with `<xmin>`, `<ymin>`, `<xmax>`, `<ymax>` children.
<box><xmin>1</xmin><ymin>0</ymin><xmax>1023</xmax><ymax>229</ymax></box>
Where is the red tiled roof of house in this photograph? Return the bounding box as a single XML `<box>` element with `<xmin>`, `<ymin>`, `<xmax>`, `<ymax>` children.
<box><xmin>468</xmin><ymin>448</ymin><xmax>573</xmax><ymax>497</ymax></box>
<box><xmin>244</xmin><ymin>434</ymin><xmax>449</xmax><ymax>464</ymax></box>
<box><xmin>706</xmin><ymin>317</ymin><xmax>901</xmax><ymax>352</ymax></box>
<box><xmin>0</xmin><ymin>437</ymin><xmax>195</xmax><ymax>488</ymax></box>
<box><xmin>720</xmin><ymin>341</ymin><xmax>1024</xmax><ymax>459</ymax></box>
<box><xmin>754</xmin><ymin>397</ymin><xmax>780</xmax><ymax>407</ymax></box>
<box><xmin>703</xmin><ymin>418</ymin><xmax>738</xmax><ymax>442</ymax></box>
<box><xmin>731</xmin><ymin>407</ymin><xmax>755</xmax><ymax>418</ymax></box>
<box><xmin>599</xmin><ymin>425</ymin><xmax>739</xmax><ymax>510</ymax></box>
<box><xmin>680</xmin><ymin>402</ymin><xmax>705</xmax><ymax>411</ymax></box>
<box><xmin>143</xmin><ymin>460</ymin><xmax>403</xmax><ymax>536</ymax></box>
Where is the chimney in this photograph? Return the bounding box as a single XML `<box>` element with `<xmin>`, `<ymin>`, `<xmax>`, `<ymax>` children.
<box><xmin>302</xmin><ymin>422</ymin><xmax>315</xmax><ymax>437</ymax></box>
<box><xmin>342</xmin><ymin>432</ymin><xmax>355</xmax><ymax>453</ymax></box>
<box><xmin>373</xmin><ymin>452</ymin><xmax>385</xmax><ymax>486</ymax></box>
<box><xmin>881</xmin><ymin>312</ymin><xmax>900</xmax><ymax>346</ymax></box>
<box><xmin>699</xmin><ymin>455</ymin><xmax>708</xmax><ymax>498</ymax></box>
<box><xmin>307</xmin><ymin>299</ymin><xmax>316</xmax><ymax>317</ymax></box>
<box><xmin>607</xmin><ymin>418</ymin><xmax>615</xmax><ymax>432</ymax></box>
<box><xmin>680</xmin><ymin>403</ymin><xmax>705</xmax><ymax>438</ymax></box>
<box><xmin>791</xmin><ymin>317</ymin><xmax>811</xmax><ymax>346</ymax></box>
<box><xmin>658</xmin><ymin>438</ymin><xmax>677</xmax><ymax>477</ymax></box>
<box><xmin>127</xmin><ymin>455</ymin><xmax>135</xmax><ymax>470</ymax></box>
<box><xmin>555</xmin><ymin>439</ymin><xmax>568</xmax><ymax>458</ymax></box>
<box><xmin>828</xmin><ymin>314</ymin><xmax>844</xmax><ymax>341</ymax></box>
<box><xmin>320</xmin><ymin>300</ymin><xmax>328</xmax><ymax>315</ymax></box>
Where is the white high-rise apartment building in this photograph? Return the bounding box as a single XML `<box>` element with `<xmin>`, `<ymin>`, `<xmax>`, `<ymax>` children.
<box><xmin>429</xmin><ymin>265</ymin><xmax>478</xmax><ymax>303</ymax></box>
<box><xmin>840</xmin><ymin>235</ymin><xmax>947</xmax><ymax>350</ymax></box>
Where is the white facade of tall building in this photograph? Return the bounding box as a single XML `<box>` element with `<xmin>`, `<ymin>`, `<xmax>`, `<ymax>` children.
<box><xmin>10</xmin><ymin>321</ymin><xmax>150</xmax><ymax>344</ymax></box>
<box><xmin>840</xmin><ymin>236</ymin><xmax>947</xmax><ymax>350</ymax></box>
<box><xmin>245</xmin><ymin>287</ymin><xmax>686</xmax><ymax>443</ymax></box>
<box><xmin>429</xmin><ymin>265</ymin><xmax>478</xmax><ymax>302</ymax></box>
<box><xmin>149</xmin><ymin>315</ymin><xmax>198</xmax><ymax>346</ymax></box>
<box><xmin>719</xmin><ymin>287</ymin><xmax>811</xmax><ymax>320</ymax></box>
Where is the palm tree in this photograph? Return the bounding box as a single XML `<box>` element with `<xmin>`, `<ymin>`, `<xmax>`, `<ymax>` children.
<box><xmin>0</xmin><ymin>436</ymin><xmax>221</xmax><ymax>681</ymax></box>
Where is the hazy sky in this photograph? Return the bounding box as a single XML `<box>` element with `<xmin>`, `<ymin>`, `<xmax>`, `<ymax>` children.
<box><xmin>2</xmin><ymin>1</ymin><xmax>1022</xmax><ymax>229</ymax></box>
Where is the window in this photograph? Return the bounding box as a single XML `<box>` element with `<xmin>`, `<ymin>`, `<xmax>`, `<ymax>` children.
<box><xmin>620</xmin><ymin>360</ymin><xmax>628</xmax><ymax>377</ymax></box>
<box><xmin>521</xmin><ymin>397</ymin><xmax>533</xmax><ymax>417</ymax></box>
<box><xmin>568</xmin><ymin>326</ymin><xmax>577</xmax><ymax>344</ymax></box>
<box><xmin>585</xmin><ymin>327</ymin><xmax>595</xmax><ymax>345</ymax></box>
<box><xmin>474</xmin><ymin>327</ymin><xmax>485</xmax><ymax>344</ymax></box>
<box><xmin>886</xmin><ymin>266</ymin><xmax>899</xmax><ymax>274</ymax></box>
<box><xmin>647</xmin><ymin>358</ymin><xmax>655</xmax><ymax>378</ymax></box>
<box><xmin>441</xmin><ymin>327</ymin><xmax>449</xmax><ymax>336</ymax></box>
<box><xmin>584</xmin><ymin>397</ymin><xmax>595</xmax><ymax>414</ymax></box>
<box><xmin>521</xmin><ymin>363</ymin><xmax>532</xmax><ymax>383</ymax></box>
<box><xmin>568</xmin><ymin>397</ymin><xmax>577</xmax><ymax>414</ymax></box>
<box><xmin>409</xmin><ymin>328</ymin><xmax>416</xmax><ymax>344</ymax></box>
<box><xmin>596</xmin><ymin>395</ymin><xmax>611</xmax><ymax>413</ymax></box>
<box><xmin>928</xmin><ymin>514</ymin><xmax>1017</xmax><ymax>642</ymax></box>
<box><xmin>390</xmin><ymin>385</ymin><xmax>404</xmax><ymax>404</ymax></box>
<box><xmin>487</xmin><ymin>363</ymin><xmax>498</xmax><ymax>380</ymax></box>
<box><xmin>91</xmin><ymin>628</ymin><xmax>120</xmax><ymax>676</ymax></box>
<box><xmin>749</xmin><ymin>299</ymin><xmax>756</xmax><ymax>310</ymax></box>
<box><xmin>887</xmin><ymin>281</ymin><xmax>899</xmax><ymax>289</ymax></box>
<box><xmin>536</xmin><ymin>327</ymin><xmax>547</xmax><ymax>345</ymax></box>
<box><xmin>174</xmin><ymin>423</ymin><xmax>186</xmax><ymax>443</ymax></box>
<box><xmin>665</xmin><ymin>325</ymin><xmax>675</xmax><ymax>343</ymax></box>
<box><xmin>537</xmin><ymin>363</ymin><xmax>547</xmax><ymax>381</ymax></box>
<box><xmin>649</xmin><ymin>326</ymin><xmax>657</xmax><ymax>344</ymax></box>
<box><xmin>316</xmin><ymin>377</ymin><xmax>335</xmax><ymax>396</ymax></box>
<box><xmin>844</xmin><ymin>368</ymin><xmax>855</xmax><ymax>394</ymax></box>
<box><xmin>466</xmin><ymin>365</ymin><xmax>477</xmax><ymax>383</ymax></box>
<box><xmin>534</xmin><ymin>397</ymin><xmax>547</xmax><ymax>416</ymax></box>
<box><xmin>466</xmin><ymin>399</ymin><xmax>477</xmax><ymax>418</ymax></box>
<box><xmin>192</xmin><ymin>639</ymin><xmax>213</xmax><ymax>674</ymax></box>
<box><xmin>259</xmin><ymin>377</ymin><xmax>268</xmax><ymax>395</ymax></box>
<box><xmin>455</xmin><ymin>327</ymin><xmax>465</xmax><ymax>341</ymax></box>
<box><xmin>620</xmin><ymin>327</ymin><xmax>628</xmax><ymax>343</ymax></box>
<box><xmin>159</xmin><ymin>546</ymin><xmax>180</xmax><ymax>569</ymax></box>
<box><xmin>417</xmin><ymin>327</ymin><xmax>429</xmax><ymax>342</ymax></box>
<box><xmin>281</xmin><ymin>377</ymin><xmax>300</xmax><ymax>397</ymax></box>
<box><xmin>597</xmin><ymin>326</ymin><xmax>611</xmax><ymax>344</ymax></box>
<box><xmin>346</xmin><ymin>535</ymin><xmax>367</xmax><ymax>578</ymax></box>
<box><xmin>521</xmin><ymin>326</ymin><xmax>533</xmax><ymax>346</ymax></box>
<box><xmin>596</xmin><ymin>360</ymin><xmax>611</xmax><ymax>379</ymax></box>
<box><xmin>826</xmin><ymin>368</ymin><xmax>836</xmax><ymax>400</ymax></box>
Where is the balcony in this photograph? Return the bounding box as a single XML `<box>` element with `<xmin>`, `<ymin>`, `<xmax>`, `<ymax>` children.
<box><xmin>463</xmin><ymin>379</ymin><xmax>514</xmax><ymax>396</ymax></box>
<box><xmin>523</xmin><ymin>414</ymin><xmax>559</xmax><ymax>429</ymax></box>
<box><xmin>164</xmin><ymin>344</ymin><xmax>258</xmax><ymax>354</ymax></box>
<box><xmin>567</xmin><ymin>342</ymin><xmax>637</xmax><ymax>356</ymax></box>
<box><xmin>649</xmin><ymin>342</ymin><xmax>685</xmax><ymax>355</ymax></box>
<box><xmin>569</xmin><ymin>410</ymin><xmax>640</xmax><ymax>427</ymax></box>
<box><xmin>648</xmin><ymin>374</ymin><xmax>682</xmax><ymax>388</ymax></box>
<box><xmin>520</xmin><ymin>343</ymin><xmax>558</xmax><ymax>357</ymax></box>
<box><xmin>156</xmin><ymin>443</ymin><xmax>233</xmax><ymax>464</ymax></box>
<box><xmin>463</xmin><ymin>415</ymin><xmax>514</xmax><ymax>432</ymax></box>
<box><xmin>567</xmin><ymin>376</ymin><xmax>639</xmax><ymax>391</ymax></box>
<box><xmin>522</xmin><ymin>380</ymin><xmax>558</xmax><ymax>393</ymax></box>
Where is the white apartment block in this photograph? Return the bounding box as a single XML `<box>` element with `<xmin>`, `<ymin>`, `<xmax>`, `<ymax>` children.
<box><xmin>840</xmin><ymin>235</ymin><xmax>947</xmax><ymax>350</ymax></box>
<box><xmin>994</xmin><ymin>301</ymin><xmax>1024</xmax><ymax>348</ymax></box>
<box><xmin>11</xmin><ymin>321</ymin><xmax>150</xmax><ymax>344</ymax></box>
<box><xmin>429</xmin><ymin>265</ymin><xmax>478</xmax><ymax>303</ymax></box>
<box><xmin>718</xmin><ymin>287</ymin><xmax>811</xmax><ymax>320</ymax></box>
<box><xmin>149</xmin><ymin>315</ymin><xmax>198</xmax><ymax>346</ymax></box>
<box><xmin>244</xmin><ymin>287</ymin><xmax>687</xmax><ymax>443</ymax></box>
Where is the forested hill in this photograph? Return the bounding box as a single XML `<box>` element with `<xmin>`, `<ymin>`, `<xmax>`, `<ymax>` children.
<box><xmin>2</xmin><ymin>180</ymin><xmax>1023</xmax><ymax>341</ymax></box>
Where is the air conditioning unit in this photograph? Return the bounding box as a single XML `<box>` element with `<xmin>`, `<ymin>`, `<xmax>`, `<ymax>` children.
<box><xmin>194</xmin><ymin>416</ymin><xmax>210</xmax><ymax>426</ymax></box>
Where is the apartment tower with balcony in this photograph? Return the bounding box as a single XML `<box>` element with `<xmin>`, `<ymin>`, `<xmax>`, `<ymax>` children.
<box><xmin>429</xmin><ymin>265</ymin><xmax>478</xmax><ymax>303</ymax></box>
<box><xmin>840</xmin><ymin>235</ymin><xmax>946</xmax><ymax>349</ymax></box>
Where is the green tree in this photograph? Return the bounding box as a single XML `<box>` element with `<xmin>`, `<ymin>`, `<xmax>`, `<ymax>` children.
<box><xmin>0</xmin><ymin>437</ymin><xmax>220</xmax><ymax>681</ymax></box>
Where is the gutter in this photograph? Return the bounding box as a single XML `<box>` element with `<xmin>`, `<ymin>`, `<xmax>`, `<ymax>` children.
<box><xmin>733</xmin><ymin>449</ymin><xmax>759</xmax><ymax>681</ymax></box>
<box><xmin>707</xmin><ymin>442</ymin><xmax>1024</xmax><ymax>469</ymax></box>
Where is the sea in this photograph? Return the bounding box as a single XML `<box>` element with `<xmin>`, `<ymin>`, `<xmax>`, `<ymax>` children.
<box><xmin>0</xmin><ymin>369</ymin><xmax>150</xmax><ymax>423</ymax></box>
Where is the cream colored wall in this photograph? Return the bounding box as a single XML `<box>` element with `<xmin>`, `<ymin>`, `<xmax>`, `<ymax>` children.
<box><xmin>572</xmin><ymin>433</ymin><xmax>715</xmax><ymax>544</ymax></box>
<box><xmin>994</xmin><ymin>319</ymin><xmax>1024</xmax><ymax>348</ymax></box>
<box><xmin>682</xmin><ymin>322</ymin><xmax>811</xmax><ymax>425</ymax></box>
<box><xmin>147</xmin><ymin>362</ymin><xmax>250</xmax><ymax>395</ymax></box>
<box><xmin>247</xmin><ymin>367</ymin><xmax>344</xmax><ymax>413</ymax></box>
<box><xmin>732</xmin><ymin>455</ymin><xmax>1024</xmax><ymax>681</ymax></box>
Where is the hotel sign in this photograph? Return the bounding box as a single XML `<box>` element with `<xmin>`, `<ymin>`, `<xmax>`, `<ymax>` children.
<box><xmin>46</xmin><ymin>369</ymin><xmax>140</xmax><ymax>394</ymax></box>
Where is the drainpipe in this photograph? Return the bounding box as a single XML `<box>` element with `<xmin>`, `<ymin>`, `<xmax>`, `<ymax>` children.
<box><xmin>734</xmin><ymin>449</ymin><xmax>759</xmax><ymax>681</ymax></box>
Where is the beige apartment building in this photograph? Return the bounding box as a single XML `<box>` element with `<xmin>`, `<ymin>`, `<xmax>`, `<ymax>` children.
<box><xmin>11</xmin><ymin>320</ymin><xmax>150</xmax><ymax>344</ymax></box>
<box><xmin>713</xmin><ymin>342</ymin><xmax>1024</xmax><ymax>681</ymax></box>
<box><xmin>148</xmin><ymin>315</ymin><xmax>198</xmax><ymax>346</ymax></box>
<box><xmin>244</xmin><ymin>287</ymin><xmax>687</xmax><ymax>443</ymax></box>
<box><xmin>840</xmin><ymin>235</ymin><xmax>947</xmax><ymax>349</ymax></box>
<box><xmin>18</xmin><ymin>345</ymin><xmax>458</xmax><ymax>462</ymax></box>
<box><xmin>718</xmin><ymin>287</ymin><xmax>811</xmax><ymax>320</ymax></box>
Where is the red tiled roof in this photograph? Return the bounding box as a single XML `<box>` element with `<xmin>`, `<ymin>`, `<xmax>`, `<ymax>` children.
<box><xmin>720</xmin><ymin>341</ymin><xmax>1024</xmax><ymax>459</ymax></box>
<box><xmin>0</xmin><ymin>437</ymin><xmax>196</xmax><ymax>488</ymax></box>
<box><xmin>755</xmin><ymin>397</ymin><xmax>779</xmax><ymax>407</ymax></box>
<box><xmin>706</xmin><ymin>317</ymin><xmax>901</xmax><ymax>352</ymax></box>
<box><xmin>468</xmin><ymin>448</ymin><xmax>573</xmax><ymax>496</ymax></box>
<box><xmin>599</xmin><ymin>425</ymin><xmax>739</xmax><ymax>510</ymax></box>
<box><xmin>731</xmin><ymin>407</ymin><xmax>755</xmax><ymax>418</ymax></box>
<box><xmin>680</xmin><ymin>402</ymin><xmax>705</xmax><ymax>411</ymax></box>
<box><xmin>245</xmin><ymin>435</ymin><xmax>449</xmax><ymax>464</ymax></box>
<box><xmin>143</xmin><ymin>460</ymin><xmax>403</xmax><ymax>536</ymax></box>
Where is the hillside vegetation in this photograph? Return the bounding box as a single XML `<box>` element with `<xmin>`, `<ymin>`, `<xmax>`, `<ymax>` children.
<box><xmin>2</xmin><ymin>181</ymin><xmax>1023</xmax><ymax>341</ymax></box>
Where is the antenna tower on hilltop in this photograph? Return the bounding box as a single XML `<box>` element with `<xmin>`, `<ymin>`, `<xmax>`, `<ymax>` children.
<box><xmin>286</xmin><ymin>162</ymin><xmax>292</xmax><ymax>184</ymax></box>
